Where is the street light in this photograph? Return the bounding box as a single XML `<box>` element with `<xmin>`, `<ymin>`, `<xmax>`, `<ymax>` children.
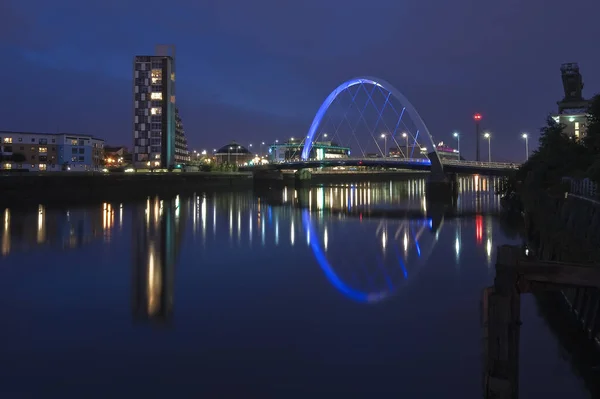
<box><xmin>260</xmin><ymin>141</ymin><xmax>265</xmax><ymax>157</ymax></box>
<box><xmin>402</xmin><ymin>132</ymin><xmax>408</xmax><ymax>158</ymax></box>
<box><xmin>522</xmin><ymin>133</ymin><xmax>529</xmax><ymax>161</ymax></box>
<box><xmin>453</xmin><ymin>132</ymin><xmax>460</xmax><ymax>157</ymax></box>
<box><xmin>484</xmin><ymin>132</ymin><xmax>491</xmax><ymax>163</ymax></box>
<box><xmin>380</xmin><ymin>133</ymin><xmax>387</xmax><ymax>158</ymax></box>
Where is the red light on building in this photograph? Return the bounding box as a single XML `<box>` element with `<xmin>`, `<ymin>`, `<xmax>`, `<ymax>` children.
<box><xmin>473</xmin><ymin>113</ymin><xmax>482</xmax><ymax>121</ymax></box>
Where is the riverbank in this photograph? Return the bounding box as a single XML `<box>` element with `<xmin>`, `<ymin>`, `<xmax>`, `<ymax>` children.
<box><xmin>0</xmin><ymin>172</ymin><xmax>253</xmax><ymax>208</ymax></box>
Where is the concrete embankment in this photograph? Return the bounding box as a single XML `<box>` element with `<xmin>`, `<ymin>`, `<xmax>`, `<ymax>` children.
<box><xmin>0</xmin><ymin>172</ymin><xmax>253</xmax><ymax>207</ymax></box>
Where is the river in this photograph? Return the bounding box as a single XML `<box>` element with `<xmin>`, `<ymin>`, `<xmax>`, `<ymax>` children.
<box><xmin>0</xmin><ymin>176</ymin><xmax>593</xmax><ymax>398</ymax></box>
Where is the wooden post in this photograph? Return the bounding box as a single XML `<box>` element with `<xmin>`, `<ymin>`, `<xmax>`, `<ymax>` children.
<box><xmin>484</xmin><ymin>246</ymin><xmax>521</xmax><ymax>399</ymax></box>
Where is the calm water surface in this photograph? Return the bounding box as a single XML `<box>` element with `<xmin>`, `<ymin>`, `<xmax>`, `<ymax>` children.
<box><xmin>0</xmin><ymin>177</ymin><xmax>592</xmax><ymax>398</ymax></box>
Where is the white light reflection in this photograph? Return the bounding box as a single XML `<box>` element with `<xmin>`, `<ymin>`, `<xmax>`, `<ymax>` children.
<box><xmin>403</xmin><ymin>232</ymin><xmax>408</xmax><ymax>253</ymax></box>
<box><xmin>37</xmin><ymin>205</ymin><xmax>45</xmax><ymax>243</ymax></box>
<box><xmin>213</xmin><ymin>203</ymin><xmax>217</xmax><ymax>235</ymax></box>
<box><xmin>486</xmin><ymin>238</ymin><xmax>492</xmax><ymax>265</ymax></box>
<box><xmin>2</xmin><ymin>209</ymin><xmax>10</xmax><ymax>256</ymax></box>
<box><xmin>229</xmin><ymin>208</ymin><xmax>233</xmax><ymax>240</ymax></box>
<box><xmin>290</xmin><ymin>220</ymin><xmax>295</xmax><ymax>246</ymax></box>
<box><xmin>237</xmin><ymin>210</ymin><xmax>241</xmax><ymax>244</ymax></box>
<box><xmin>275</xmin><ymin>216</ymin><xmax>279</xmax><ymax>246</ymax></box>
<box><xmin>455</xmin><ymin>237</ymin><xmax>460</xmax><ymax>260</ymax></box>
<box><xmin>201</xmin><ymin>197</ymin><xmax>207</xmax><ymax>236</ymax></box>
<box><xmin>119</xmin><ymin>203</ymin><xmax>123</xmax><ymax>228</ymax></box>
<box><xmin>249</xmin><ymin>213</ymin><xmax>253</xmax><ymax>245</ymax></box>
<box><xmin>381</xmin><ymin>230</ymin><xmax>387</xmax><ymax>252</ymax></box>
<box><xmin>324</xmin><ymin>227</ymin><xmax>328</xmax><ymax>252</ymax></box>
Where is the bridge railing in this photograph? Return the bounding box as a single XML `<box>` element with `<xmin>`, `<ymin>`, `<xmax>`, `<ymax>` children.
<box><xmin>267</xmin><ymin>157</ymin><xmax>519</xmax><ymax>169</ymax></box>
<box><xmin>441</xmin><ymin>159</ymin><xmax>519</xmax><ymax>169</ymax></box>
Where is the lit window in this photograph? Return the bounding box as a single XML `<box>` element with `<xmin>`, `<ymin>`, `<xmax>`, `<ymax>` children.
<box><xmin>39</xmin><ymin>147</ymin><xmax>47</xmax><ymax>153</ymax></box>
<box><xmin>3</xmin><ymin>163</ymin><xmax>11</xmax><ymax>169</ymax></box>
<box><xmin>151</xmin><ymin>92</ymin><xmax>162</xmax><ymax>100</ymax></box>
<box><xmin>171</xmin><ymin>95</ymin><xmax>175</xmax><ymax>103</ymax></box>
<box><xmin>71</xmin><ymin>139</ymin><xmax>78</xmax><ymax>145</ymax></box>
<box><xmin>171</xmin><ymin>73</ymin><xmax>175</xmax><ymax>81</ymax></box>
<box><xmin>575</xmin><ymin>129</ymin><xmax>580</xmax><ymax>137</ymax></box>
<box><xmin>39</xmin><ymin>164</ymin><xmax>47</xmax><ymax>171</ymax></box>
<box><xmin>3</xmin><ymin>138</ymin><xmax>12</xmax><ymax>144</ymax></box>
<box><xmin>575</xmin><ymin>122</ymin><xmax>579</xmax><ymax>129</ymax></box>
<box><xmin>151</xmin><ymin>69</ymin><xmax>162</xmax><ymax>84</ymax></box>
<box><xmin>151</xmin><ymin>108</ymin><xmax>162</xmax><ymax>115</ymax></box>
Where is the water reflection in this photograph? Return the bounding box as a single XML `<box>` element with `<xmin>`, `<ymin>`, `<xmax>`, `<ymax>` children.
<box><xmin>0</xmin><ymin>176</ymin><xmax>592</xmax><ymax>397</ymax></box>
<box><xmin>131</xmin><ymin>196</ymin><xmax>186</xmax><ymax>325</ymax></box>
<box><xmin>0</xmin><ymin>178</ymin><xmax>503</xmax><ymax>307</ymax></box>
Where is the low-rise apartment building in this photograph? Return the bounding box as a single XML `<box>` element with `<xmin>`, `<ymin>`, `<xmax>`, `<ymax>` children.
<box><xmin>0</xmin><ymin>131</ymin><xmax>104</xmax><ymax>171</ymax></box>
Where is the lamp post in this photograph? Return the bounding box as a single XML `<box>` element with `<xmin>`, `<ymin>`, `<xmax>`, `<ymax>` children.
<box><xmin>474</xmin><ymin>113</ymin><xmax>482</xmax><ymax>161</ymax></box>
<box><xmin>453</xmin><ymin>132</ymin><xmax>460</xmax><ymax>158</ymax></box>
<box><xmin>380</xmin><ymin>133</ymin><xmax>387</xmax><ymax>158</ymax></box>
<box><xmin>484</xmin><ymin>132</ymin><xmax>491</xmax><ymax>163</ymax></box>
<box><xmin>402</xmin><ymin>132</ymin><xmax>408</xmax><ymax>158</ymax></box>
<box><xmin>522</xmin><ymin>133</ymin><xmax>529</xmax><ymax>161</ymax></box>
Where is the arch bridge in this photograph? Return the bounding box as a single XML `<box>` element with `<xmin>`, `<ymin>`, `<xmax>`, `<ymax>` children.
<box><xmin>250</xmin><ymin>77</ymin><xmax>517</xmax><ymax>177</ymax></box>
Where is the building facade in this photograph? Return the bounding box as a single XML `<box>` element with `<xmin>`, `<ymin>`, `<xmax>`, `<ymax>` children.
<box><xmin>0</xmin><ymin>131</ymin><xmax>104</xmax><ymax>171</ymax></box>
<box><xmin>133</xmin><ymin>48</ymin><xmax>176</xmax><ymax>168</ymax></box>
<box><xmin>215</xmin><ymin>142</ymin><xmax>253</xmax><ymax>166</ymax></box>
<box><xmin>552</xmin><ymin>63</ymin><xmax>591</xmax><ymax>140</ymax></box>
<box><xmin>268</xmin><ymin>138</ymin><xmax>350</xmax><ymax>162</ymax></box>
<box><xmin>174</xmin><ymin>107</ymin><xmax>190</xmax><ymax>165</ymax></box>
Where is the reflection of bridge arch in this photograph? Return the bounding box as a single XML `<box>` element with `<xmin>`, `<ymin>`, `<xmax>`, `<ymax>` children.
<box><xmin>302</xmin><ymin>76</ymin><xmax>440</xmax><ymax>165</ymax></box>
<box><xmin>302</xmin><ymin>209</ymin><xmax>440</xmax><ymax>304</ymax></box>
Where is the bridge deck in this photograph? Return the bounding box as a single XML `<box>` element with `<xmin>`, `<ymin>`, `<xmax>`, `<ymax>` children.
<box><xmin>245</xmin><ymin>157</ymin><xmax>518</xmax><ymax>174</ymax></box>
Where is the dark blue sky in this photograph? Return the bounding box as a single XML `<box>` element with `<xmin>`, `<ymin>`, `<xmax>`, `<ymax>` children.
<box><xmin>1</xmin><ymin>0</ymin><xmax>599</xmax><ymax>161</ymax></box>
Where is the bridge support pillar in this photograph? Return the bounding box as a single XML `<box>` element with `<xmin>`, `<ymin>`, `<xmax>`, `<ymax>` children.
<box><xmin>294</xmin><ymin>169</ymin><xmax>312</xmax><ymax>187</ymax></box>
<box><xmin>426</xmin><ymin>151</ymin><xmax>457</xmax><ymax>202</ymax></box>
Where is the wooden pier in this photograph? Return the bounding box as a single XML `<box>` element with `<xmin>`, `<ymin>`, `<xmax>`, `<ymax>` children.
<box><xmin>483</xmin><ymin>245</ymin><xmax>600</xmax><ymax>399</ymax></box>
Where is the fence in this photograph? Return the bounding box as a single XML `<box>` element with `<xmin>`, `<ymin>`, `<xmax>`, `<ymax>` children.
<box><xmin>562</xmin><ymin>177</ymin><xmax>598</xmax><ymax>199</ymax></box>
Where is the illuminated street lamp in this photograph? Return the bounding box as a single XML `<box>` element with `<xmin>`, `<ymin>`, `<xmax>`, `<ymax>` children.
<box><xmin>522</xmin><ymin>133</ymin><xmax>529</xmax><ymax>161</ymax></box>
<box><xmin>484</xmin><ymin>132</ymin><xmax>491</xmax><ymax>162</ymax></box>
<box><xmin>453</xmin><ymin>132</ymin><xmax>460</xmax><ymax>157</ymax></box>
<box><xmin>380</xmin><ymin>133</ymin><xmax>387</xmax><ymax>158</ymax></box>
<box><xmin>402</xmin><ymin>132</ymin><xmax>408</xmax><ymax>158</ymax></box>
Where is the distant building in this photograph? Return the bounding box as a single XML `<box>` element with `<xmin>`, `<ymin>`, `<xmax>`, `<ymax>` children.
<box><xmin>174</xmin><ymin>107</ymin><xmax>190</xmax><ymax>165</ymax></box>
<box><xmin>0</xmin><ymin>131</ymin><xmax>104</xmax><ymax>171</ymax></box>
<box><xmin>552</xmin><ymin>63</ymin><xmax>591</xmax><ymax>140</ymax></box>
<box><xmin>133</xmin><ymin>45</ymin><xmax>176</xmax><ymax>168</ymax></box>
<box><xmin>268</xmin><ymin>138</ymin><xmax>350</xmax><ymax>162</ymax></box>
<box><xmin>104</xmin><ymin>146</ymin><xmax>130</xmax><ymax>166</ymax></box>
<box><xmin>215</xmin><ymin>142</ymin><xmax>253</xmax><ymax>166</ymax></box>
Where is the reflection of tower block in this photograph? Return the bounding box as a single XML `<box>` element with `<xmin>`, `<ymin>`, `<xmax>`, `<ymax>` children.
<box><xmin>131</xmin><ymin>198</ymin><xmax>177</xmax><ymax>326</ymax></box>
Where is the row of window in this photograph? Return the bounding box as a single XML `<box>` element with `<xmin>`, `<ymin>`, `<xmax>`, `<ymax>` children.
<box><xmin>1</xmin><ymin>137</ymin><xmax>101</xmax><ymax>147</ymax></box>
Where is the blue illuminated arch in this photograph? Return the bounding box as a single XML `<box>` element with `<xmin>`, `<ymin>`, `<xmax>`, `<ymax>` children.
<box><xmin>301</xmin><ymin>77</ymin><xmax>440</xmax><ymax>163</ymax></box>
